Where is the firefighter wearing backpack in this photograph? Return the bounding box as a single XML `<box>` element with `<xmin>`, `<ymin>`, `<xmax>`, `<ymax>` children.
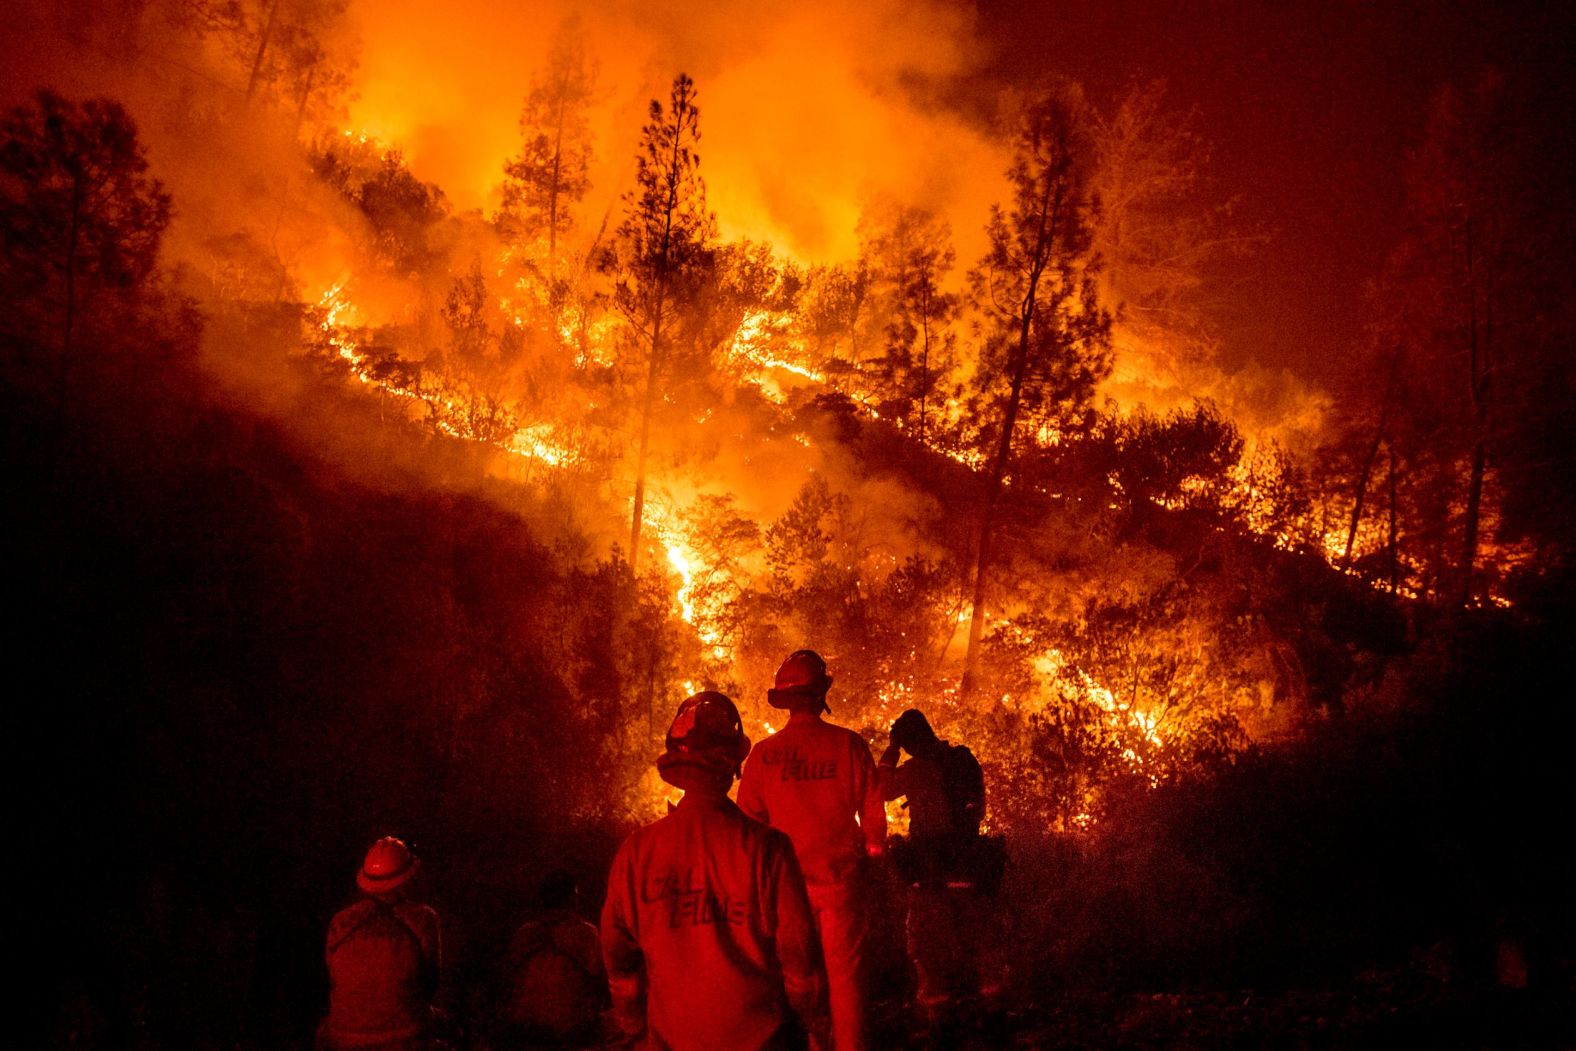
<box><xmin>878</xmin><ymin>709</ymin><xmax>1005</xmax><ymax>1029</ymax></box>
<box><xmin>318</xmin><ymin>836</ymin><xmax>442</xmax><ymax>1051</ymax></box>
<box><xmin>496</xmin><ymin>868</ymin><xmax>606</xmax><ymax>1048</ymax></box>
<box><xmin>602</xmin><ymin>691</ymin><xmax>831</xmax><ymax>1050</ymax></box>
<box><xmin>738</xmin><ymin>650</ymin><xmax>886</xmax><ymax>1051</ymax></box>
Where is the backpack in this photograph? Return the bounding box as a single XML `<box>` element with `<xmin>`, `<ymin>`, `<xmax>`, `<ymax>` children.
<box><xmin>889</xmin><ymin>745</ymin><xmax>1006</xmax><ymax>895</ymax></box>
<box><xmin>938</xmin><ymin>744</ymin><xmax>985</xmax><ymax>838</ymax></box>
<box><xmin>504</xmin><ymin>920</ymin><xmax>601</xmax><ymax>1038</ymax></box>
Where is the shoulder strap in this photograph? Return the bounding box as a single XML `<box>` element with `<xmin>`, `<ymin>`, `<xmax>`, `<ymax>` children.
<box><xmin>515</xmin><ymin>919</ymin><xmax>597</xmax><ymax>981</ymax></box>
<box><xmin>329</xmin><ymin>898</ymin><xmax>426</xmax><ymax>961</ymax></box>
<box><xmin>942</xmin><ymin>745</ymin><xmax>984</xmax><ymax>817</ymax></box>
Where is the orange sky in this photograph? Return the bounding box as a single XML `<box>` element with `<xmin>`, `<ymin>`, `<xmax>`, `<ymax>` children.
<box><xmin>345</xmin><ymin>0</ymin><xmax>1004</xmax><ymax>264</ymax></box>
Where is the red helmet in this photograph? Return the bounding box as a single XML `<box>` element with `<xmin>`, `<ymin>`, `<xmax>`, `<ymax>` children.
<box><xmin>357</xmin><ymin>835</ymin><xmax>420</xmax><ymax>895</ymax></box>
<box><xmin>658</xmin><ymin>691</ymin><xmax>751</xmax><ymax>784</ymax></box>
<box><xmin>767</xmin><ymin>649</ymin><xmax>833</xmax><ymax>711</ymax></box>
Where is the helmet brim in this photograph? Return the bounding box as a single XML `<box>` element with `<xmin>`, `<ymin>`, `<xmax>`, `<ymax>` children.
<box><xmin>767</xmin><ymin>685</ymin><xmax>831</xmax><ymax>711</ymax></box>
<box><xmin>357</xmin><ymin>855</ymin><xmax>420</xmax><ymax>896</ymax></box>
<box><xmin>657</xmin><ymin>749</ymin><xmax>740</xmax><ymax>787</ymax></box>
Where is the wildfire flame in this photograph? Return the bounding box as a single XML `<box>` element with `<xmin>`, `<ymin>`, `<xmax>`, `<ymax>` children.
<box><xmin>314</xmin><ymin>283</ymin><xmax>580</xmax><ymax>468</ymax></box>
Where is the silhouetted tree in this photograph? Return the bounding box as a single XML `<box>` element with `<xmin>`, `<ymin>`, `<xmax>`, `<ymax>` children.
<box><xmin>176</xmin><ymin>0</ymin><xmax>351</xmax><ymax>108</ymax></box>
<box><xmin>797</xmin><ymin>261</ymin><xmax>870</xmax><ymax>382</ymax></box>
<box><xmin>1353</xmin><ymin>71</ymin><xmax>1576</xmax><ymax>606</ymax></box>
<box><xmin>498</xmin><ymin>18</ymin><xmax>596</xmax><ymax>269</ymax></box>
<box><xmin>442</xmin><ymin>259</ymin><xmax>492</xmax><ymax>363</ymax></box>
<box><xmin>311</xmin><ymin>135</ymin><xmax>449</xmax><ymax>275</ymax></box>
<box><xmin>1112</xmin><ymin>403</ymin><xmax>1243</xmax><ymax>524</ymax></box>
<box><xmin>857</xmin><ymin>201</ymin><xmax>959</xmax><ymax>441</ymax></box>
<box><xmin>1</xmin><ymin>91</ymin><xmax>172</xmax><ymax>406</ymax></box>
<box><xmin>614</xmin><ymin>73</ymin><xmax>716</xmax><ymax>571</ymax></box>
<box><xmin>961</xmin><ymin>87</ymin><xmax>1113</xmax><ymax>695</ymax></box>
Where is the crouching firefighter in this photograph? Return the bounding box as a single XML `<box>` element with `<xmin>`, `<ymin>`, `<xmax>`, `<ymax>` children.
<box><xmin>318</xmin><ymin>836</ymin><xmax>443</xmax><ymax>1051</ymax></box>
<box><xmin>878</xmin><ymin>709</ymin><xmax>1007</xmax><ymax>1029</ymax></box>
<box><xmin>739</xmin><ymin>650</ymin><xmax>885</xmax><ymax>1051</ymax></box>
<box><xmin>601</xmin><ymin>691</ymin><xmax>832</xmax><ymax>1050</ymax></box>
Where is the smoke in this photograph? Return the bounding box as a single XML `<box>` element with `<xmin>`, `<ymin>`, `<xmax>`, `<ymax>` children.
<box><xmin>343</xmin><ymin>0</ymin><xmax>1004</xmax><ymax>261</ymax></box>
<box><xmin>0</xmin><ymin>0</ymin><xmax>1334</xmax><ymax>518</ymax></box>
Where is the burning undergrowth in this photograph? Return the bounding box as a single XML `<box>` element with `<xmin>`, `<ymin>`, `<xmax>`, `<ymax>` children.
<box><xmin>7</xmin><ymin>2</ymin><xmax>1524</xmax><ymax>831</ymax></box>
<box><xmin>5</xmin><ymin>2</ymin><xmax>1574</xmax><ymax>1042</ymax></box>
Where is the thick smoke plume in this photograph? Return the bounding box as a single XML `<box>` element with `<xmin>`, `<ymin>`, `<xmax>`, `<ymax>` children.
<box><xmin>345</xmin><ymin>0</ymin><xmax>1004</xmax><ymax>261</ymax></box>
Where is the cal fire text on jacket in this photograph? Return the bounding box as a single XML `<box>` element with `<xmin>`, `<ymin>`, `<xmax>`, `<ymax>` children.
<box><xmin>758</xmin><ymin>744</ymin><xmax>839</xmax><ymax>782</ymax></box>
<box><xmin>642</xmin><ymin>866</ymin><xmax>750</xmax><ymax>928</ymax></box>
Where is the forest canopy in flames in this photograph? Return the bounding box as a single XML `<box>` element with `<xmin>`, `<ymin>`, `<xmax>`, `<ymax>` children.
<box><xmin>5</xmin><ymin>2</ymin><xmax>1575</xmax><ymax>1045</ymax></box>
<box><xmin>3</xmin><ymin>0</ymin><xmax>1570</xmax><ymax>832</ymax></box>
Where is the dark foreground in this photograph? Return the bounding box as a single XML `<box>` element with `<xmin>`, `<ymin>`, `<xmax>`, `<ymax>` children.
<box><xmin>10</xmin><ymin>299</ymin><xmax>1573</xmax><ymax>1051</ymax></box>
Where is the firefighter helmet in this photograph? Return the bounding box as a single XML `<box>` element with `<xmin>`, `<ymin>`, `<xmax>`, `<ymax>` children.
<box><xmin>890</xmin><ymin>708</ymin><xmax>937</xmax><ymax>752</ymax></box>
<box><xmin>357</xmin><ymin>835</ymin><xmax>420</xmax><ymax>895</ymax></box>
<box><xmin>658</xmin><ymin>691</ymin><xmax>751</xmax><ymax>784</ymax></box>
<box><xmin>766</xmin><ymin>649</ymin><xmax>834</xmax><ymax>711</ymax></box>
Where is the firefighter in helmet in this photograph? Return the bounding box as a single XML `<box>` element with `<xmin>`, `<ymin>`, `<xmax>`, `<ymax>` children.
<box><xmin>738</xmin><ymin>650</ymin><xmax>885</xmax><ymax>1051</ymax></box>
<box><xmin>601</xmin><ymin>691</ymin><xmax>831</xmax><ymax>1050</ymax></box>
<box><xmin>318</xmin><ymin>835</ymin><xmax>442</xmax><ymax>1051</ymax></box>
<box><xmin>879</xmin><ymin>709</ymin><xmax>1004</xmax><ymax>1031</ymax></box>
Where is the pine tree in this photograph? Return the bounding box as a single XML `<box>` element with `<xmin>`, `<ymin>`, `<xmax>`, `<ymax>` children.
<box><xmin>498</xmin><ymin>19</ymin><xmax>596</xmax><ymax>269</ymax></box>
<box><xmin>961</xmin><ymin>87</ymin><xmax>1113</xmax><ymax>696</ymax></box>
<box><xmin>857</xmin><ymin>201</ymin><xmax>958</xmax><ymax>441</ymax></box>
<box><xmin>0</xmin><ymin>91</ymin><xmax>172</xmax><ymax>407</ymax></box>
<box><xmin>614</xmin><ymin>74</ymin><xmax>716</xmax><ymax>570</ymax></box>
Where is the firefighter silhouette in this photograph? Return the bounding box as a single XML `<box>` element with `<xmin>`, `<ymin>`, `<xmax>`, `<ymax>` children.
<box><xmin>739</xmin><ymin>650</ymin><xmax>885</xmax><ymax>1051</ymax></box>
<box><xmin>601</xmin><ymin>691</ymin><xmax>831</xmax><ymax>1050</ymax></box>
<box><xmin>879</xmin><ymin>709</ymin><xmax>1007</xmax><ymax>1031</ymax></box>
<box><xmin>318</xmin><ymin>836</ymin><xmax>442</xmax><ymax>1051</ymax></box>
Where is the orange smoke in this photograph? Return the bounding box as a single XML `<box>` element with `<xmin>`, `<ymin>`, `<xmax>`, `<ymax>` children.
<box><xmin>344</xmin><ymin>0</ymin><xmax>1003</xmax><ymax>262</ymax></box>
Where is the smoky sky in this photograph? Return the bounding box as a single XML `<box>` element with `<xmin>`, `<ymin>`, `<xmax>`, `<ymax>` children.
<box><xmin>3</xmin><ymin>0</ymin><xmax>1570</xmax><ymax>404</ymax></box>
<box><xmin>971</xmin><ymin>0</ymin><xmax>1575</xmax><ymax>381</ymax></box>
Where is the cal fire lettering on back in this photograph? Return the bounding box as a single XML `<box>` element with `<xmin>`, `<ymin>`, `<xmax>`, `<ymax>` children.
<box><xmin>642</xmin><ymin>866</ymin><xmax>750</xmax><ymax>929</ymax></box>
<box><xmin>761</xmin><ymin>744</ymin><xmax>838</xmax><ymax>782</ymax></box>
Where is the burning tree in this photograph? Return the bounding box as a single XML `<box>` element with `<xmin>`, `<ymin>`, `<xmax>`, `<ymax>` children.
<box><xmin>615</xmin><ymin>73</ymin><xmax>718</xmax><ymax>571</ymax></box>
<box><xmin>961</xmin><ymin>86</ymin><xmax>1114</xmax><ymax>695</ymax></box>
<box><xmin>498</xmin><ymin>17</ymin><xmax>596</xmax><ymax>275</ymax></box>
<box><xmin>856</xmin><ymin>201</ymin><xmax>960</xmax><ymax>443</ymax></box>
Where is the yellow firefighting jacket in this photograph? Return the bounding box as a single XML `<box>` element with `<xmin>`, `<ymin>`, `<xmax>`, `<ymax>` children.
<box><xmin>601</xmin><ymin>789</ymin><xmax>829</xmax><ymax>1050</ymax></box>
<box><xmin>738</xmin><ymin>710</ymin><xmax>886</xmax><ymax>885</ymax></box>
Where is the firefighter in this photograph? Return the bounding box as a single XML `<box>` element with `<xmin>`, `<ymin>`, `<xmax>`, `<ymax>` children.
<box><xmin>601</xmin><ymin>691</ymin><xmax>831</xmax><ymax>1050</ymax></box>
<box><xmin>878</xmin><ymin>709</ymin><xmax>1004</xmax><ymax>1030</ymax></box>
<box><xmin>495</xmin><ymin>869</ymin><xmax>606</xmax><ymax>1049</ymax></box>
<box><xmin>318</xmin><ymin>835</ymin><xmax>442</xmax><ymax>1051</ymax></box>
<box><xmin>738</xmin><ymin>650</ymin><xmax>885</xmax><ymax>1051</ymax></box>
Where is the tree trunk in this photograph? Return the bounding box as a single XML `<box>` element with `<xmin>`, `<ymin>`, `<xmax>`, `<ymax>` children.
<box><xmin>1386</xmin><ymin>441</ymin><xmax>1400</xmax><ymax>593</ymax></box>
<box><xmin>961</xmin><ymin>178</ymin><xmax>1060</xmax><ymax>698</ymax></box>
<box><xmin>627</xmin><ymin>123</ymin><xmax>684</xmax><ymax>571</ymax></box>
<box><xmin>292</xmin><ymin>62</ymin><xmax>316</xmax><ymax>138</ymax></box>
<box><xmin>548</xmin><ymin>93</ymin><xmax>565</xmax><ymax>269</ymax></box>
<box><xmin>245</xmin><ymin>0</ymin><xmax>282</xmax><ymax>103</ymax></box>
<box><xmin>1342</xmin><ymin>427</ymin><xmax>1383</xmax><ymax>566</ymax></box>
<box><xmin>917</xmin><ymin>284</ymin><xmax>932</xmax><ymax>445</ymax></box>
<box><xmin>628</xmin><ymin>300</ymin><xmax>664</xmax><ymax>571</ymax></box>
<box><xmin>1456</xmin><ymin>217</ymin><xmax>1492</xmax><ymax>609</ymax></box>
<box><xmin>1342</xmin><ymin>346</ymin><xmax>1401</xmax><ymax>565</ymax></box>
